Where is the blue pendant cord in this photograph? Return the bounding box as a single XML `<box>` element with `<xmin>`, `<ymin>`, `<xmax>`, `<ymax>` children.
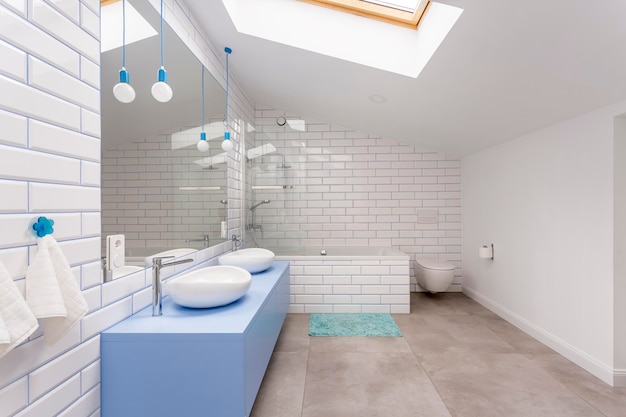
<box><xmin>201</xmin><ymin>67</ymin><xmax>205</xmax><ymax>132</ymax></box>
<box><xmin>159</xmin><ymin>0</ymin><xmax>164</xmax><ymax>68</ymax></box>
<box><xmin>122</xmin><ymin>0</ymin><xmax>127</xmax><ymax>68</ymax></box>
<box><xmin>224</xmin><ymin>47</ymin><xmax>231</xmax><ymax>139</ymax></box>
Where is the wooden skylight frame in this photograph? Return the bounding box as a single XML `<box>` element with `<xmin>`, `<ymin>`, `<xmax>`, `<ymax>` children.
<box><xmin>301</xmin><ymin>0</ymin><xmax>431</xmax><ymax>30</ymax></box>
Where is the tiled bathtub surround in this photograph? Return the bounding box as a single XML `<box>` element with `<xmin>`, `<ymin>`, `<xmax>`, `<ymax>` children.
<box><xmin>279</xmin><ymin>248</ymin><xmax>411</xmax><ymax>314</ymax></box>
<box><xmin>250</xmin><ymin>107</ymin><xmax>462</xmax><ymax>291</ymax></box>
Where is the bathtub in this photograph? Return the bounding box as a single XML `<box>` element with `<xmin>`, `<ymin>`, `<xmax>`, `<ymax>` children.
<box><xmin>270</xmin><ymin>246</ymin><xmax>410</xmax><ymax>314</ymax></box>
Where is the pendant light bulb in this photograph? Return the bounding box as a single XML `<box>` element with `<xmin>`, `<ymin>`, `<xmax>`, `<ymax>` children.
<box><xmin>113</xmin><ymin>68</ymin><xmax>135</xmax><ymax>103</ymax></box>
<box><xmin>221</xmin><ymin>138</ymin><xmax>233</xmax><ymax>152</ymax></box>
<box><xmin>152</xmin><ymin>67</ymin><xmax>172</xmax><ymax>103</ymax></box>
<box><xmin>197</xmin><ymin>132</ymin><xmax>209</xmax><ymax>152</ymax></box>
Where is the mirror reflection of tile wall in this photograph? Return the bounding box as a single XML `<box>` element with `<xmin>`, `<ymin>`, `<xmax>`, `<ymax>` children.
<box><xmin>101</xmin><ymin>124</ymin><xmax>227</xmax><ymax>257</ymax></box>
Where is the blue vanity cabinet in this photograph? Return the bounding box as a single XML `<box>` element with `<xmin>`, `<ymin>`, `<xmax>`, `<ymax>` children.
<box><xmin>101</xmin><ymin>261</ymin><xmax>290</xmax><ymax>417</ymax></box>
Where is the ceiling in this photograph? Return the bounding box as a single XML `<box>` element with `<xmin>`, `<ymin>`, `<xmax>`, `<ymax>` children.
<box><xmin>184</xmin><ymin>0</ymin><xmax>626</xmax><ymax>157</ymax></box>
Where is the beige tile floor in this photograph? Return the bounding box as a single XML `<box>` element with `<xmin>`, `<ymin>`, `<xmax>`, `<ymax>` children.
<box><xmin>250</xmin><ymin>293</ymin><xmax>626</xmax><ymax>417</ymax></box>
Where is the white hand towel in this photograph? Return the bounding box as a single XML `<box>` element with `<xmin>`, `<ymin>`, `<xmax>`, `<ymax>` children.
<box><xmin>0</xmin><ymin>261</ymin><xmax>39</xmax><ymax>358</ymax></box>
<box><xmin>25</xmin><ymin>235</ymin><xmax>88</xmax><ymax>345</ymax></box>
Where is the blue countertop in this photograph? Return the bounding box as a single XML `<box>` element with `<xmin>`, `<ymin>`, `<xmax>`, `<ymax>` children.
<box><xmin>102</xmin><ymin>261</ymin><xmax>289</xmax><ymax>342</ymax></box>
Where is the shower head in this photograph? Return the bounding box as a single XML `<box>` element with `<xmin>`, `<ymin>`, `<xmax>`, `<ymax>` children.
<box><xmin>250</xmin><ymin>199</ymin><xmax>270</xmax><ymax>210</ymax></box>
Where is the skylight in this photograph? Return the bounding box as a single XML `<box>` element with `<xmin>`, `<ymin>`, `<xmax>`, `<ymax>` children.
<box><xmin>221</xmin><ymin>0</ymin><xmax>462</xmax><ymax>78</ymax></box>
<box><xmin>302</xmin><ymin>0</ymin><xmax>431</xmax><ymax>29</ymax></box>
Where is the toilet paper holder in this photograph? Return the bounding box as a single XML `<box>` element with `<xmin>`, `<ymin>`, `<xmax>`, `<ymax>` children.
<box><xmin>480</xmin><ymin>244</ymin><xmax>494</xmax><ymax>260</ymax></box>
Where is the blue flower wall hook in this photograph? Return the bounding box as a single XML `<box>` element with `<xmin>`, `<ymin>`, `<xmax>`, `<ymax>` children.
<box><xmin>33</xmin><ymin>216</ymin><xmax>54</xmax><ymax>237</ymax></box>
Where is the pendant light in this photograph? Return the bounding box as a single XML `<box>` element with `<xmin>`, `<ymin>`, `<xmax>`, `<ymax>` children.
<box><xmin>221</xmin><ymin>47</ymin><xmax>233</xmax><ymax>152</ymax></box>
<box><xmin>151</xmin><ymin>0</ymin><xmax>172</xmax><ymax>103</ymax></box>
<box><xmin>113</xmin><ymin>0</ymin><xmax>135</xmax><ymax>103</ymax></box>
<box><xmin>197</xmin><ymin>66</ymin><xmax>209</xmax><ymax>152</ymax></box>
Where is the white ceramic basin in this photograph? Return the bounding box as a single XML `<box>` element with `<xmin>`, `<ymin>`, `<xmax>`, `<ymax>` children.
<box><xmin>166</xmin><ymin>265</ymin><xmax>252</xmax><ymax>308</ymax></box>
<box><xmin>144</xmin><ymin>248</ymin><xmax>196</xmax><ymax>267</ymax></box>
<box><xmin>218</xmin><ymin>248</ymin><xmax>275</xmax><ymax>273</ymax></box>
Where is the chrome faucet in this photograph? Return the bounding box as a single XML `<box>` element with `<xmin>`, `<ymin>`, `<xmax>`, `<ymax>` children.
<box><xmin>186</xmin><ymin>233</ymin><xmax>210</xmax><ymax>248</ymax></box>
<box><xmin>102</xmin><ymin>256</ymin><xmax>113</xmax><ymax>283</ymax></box>
<box><xmin>231</xmin><ymin>234</ymin><xmax>241</xmax><ymax>252</ymax></box>
<box><xmin>152</xmin><ymin>256</ymin><xmax>193</xmax><ymax>317</ymax></box>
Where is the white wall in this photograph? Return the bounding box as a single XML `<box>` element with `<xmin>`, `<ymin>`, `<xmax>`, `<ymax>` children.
<box><xmin>463</xmin><ymin>100</ymin><xmax>626</xmax><ymax>386</ymax></box>
<box><xmin>0</xmin><ymin>0</ymin><xmax>252</xmax><ymax>415</ymax></box>
<box><xmin>614</xmin><ymin>116</ymin><xmax>626</xmax><ymax>384</ymax></box>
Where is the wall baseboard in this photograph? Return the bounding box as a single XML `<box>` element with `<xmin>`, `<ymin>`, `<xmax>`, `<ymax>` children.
<box><xmin>613</xmin><ymin>369</ymin><xmax>626</xmax><ymax>387</ymax></box>
<box><xmin>462</xmin><ymin>286</ymin><xmax>618</xmax><ymax>387</ymax></box>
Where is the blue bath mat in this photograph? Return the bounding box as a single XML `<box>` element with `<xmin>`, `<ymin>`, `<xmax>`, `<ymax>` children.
<box><xmin>309</xmin><ymin>313</ymin><xmax>402</xmax><ymax>337</ymax></box>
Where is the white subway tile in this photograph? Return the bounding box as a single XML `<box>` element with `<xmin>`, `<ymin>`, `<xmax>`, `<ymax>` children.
<box><xmin>81</xmin><ymin>360</ymin><xmax>100</xmax><ymax>393</ymax></box>
<box><xmin>79</xmin><ymin>3</ymin><xmax>98</xmax><ymax>38</ymax></box>
<box><xmin>82</xmin><ymin>285</ymin><xmax>101</xmax><ymax>313</ymax></box>
<box><xmin>81</xmin><ymin>161</ymin><xmax>100</xmax><ymax>186</ymax></box>
<box><xmin>44</xmin><ymin>0</ymin><xmax>79</xmax><ymax>23</ymax></box>
<box><xmin>54</xmin><ymin>237</ymin><xmax>100</xmax><ymax>265</ymax></box>
<box><xmin>0</xmin><ymin>108</ymin><xmax>27</xmax><ymax>147</ymax></box>
<box><xmin>0</xmin><ymin>6</ymin><xmax>79</xmax><ymax>75</ymax></box>
<box><xmin>29</xmin><ymin>119</ymin><xmax>100</xmax><ymax>161</ymax></box>
<box><xmin>101</xmin><ymin>271</ymin><xmax>145</xmax><ymax>306</ymax></box>
<box><xmin>0</xmin><ymin>376</ymin><xmax>28</xmax><ymax>416</ymax></box>
<box><xmin>0</xmin><ymin>180</ymin><xmax>27</xmax><ymax>213</ymax></box>
<box><xmin>81</xmin><ymin>0</ymin><xmax>99</xmax><ymax>15</ymax></box>
<box><xmin>81</xmin><ymin>108</ymin><xmax>100</xmax><ymax>137</ymax></box>
<box><xmin>29</xmin><ymin>335</ymin><xmax>99</xmax><ymax>400</ymax></box>
<box><xmin>28</xmin><ymin>56</ymin><xmax>99</xmax><ymax>112</ymax></box>
<box><xmin>80</xmin><ymin>55</ymin><xmax>99</xmax><ymax>88</ymax></box>
<box><xmin>30</xmin><ymin>0</ymin><xmax>99</xmax><ymax>62</ymax></box>
<box><xmin>30</xmin><ymin>183</ymin><xmax>99</xmax><ymax>211</ymax></box>
<box><xmin>58</xmin><ymin>385</ymin><xmax>100</xmax><ymax>417</ymax></box>
<box><xmin>81</xmin><ymin>260</ymin><xmax>102</xmax><ymax>289</ymax></box>
<box><xmin>0</xmin><ymin>37</ymin><xmax>26</xmax><ymax>81</ymax></box>
<box><xmin>362</xmin><ymin>305</ymin><xmax>390</xmax><ymax>313</ymax></box>
<box><xmin>0</xmin><ymin>145</ymin><xmax>80</xmax><ymax>184</ymax></box>
<box><xmin>81</xmin><ymin>212</ymin><xmax>100</xmax><ymax>237</ymax></box>
<box><xmin>0</xmin><ymin>75</ymin><xmax>80</xmax><ymax>129</ymax></box>
<box><xmin>14</xmin><ymin>374</ymin><xmax>80</xmax><ymax>417</ymax></box>
<box><xmin>0</xmin><ymin>247</ymin><xmax>28</xmax><ymax>278</ymax></box>
<box><xmin>132</xmin><ymin>287</ymin><xmax>152</xmax><ymax>314</ymax></box>
<box><xmin>0</xmin><ymin>326</ymin><xmax>80</xmax><ymax>389</ymax></box>
<box><xmin>1</xmin><ymin>0</ymin><xmax>26</xmax><ymax>15</ymax></box>
<box><xmin>333</xmin><ymin>305</ymin><xmax>362</xmax><ymax>313</ymax></box>
<box><xmin>304</xmin><ymin>304</ymin><xmax>333</xmax><ymax>313</ymax></box>
<box><xmin>81</xmin><ymin>296</ymin><xmax>132</xmax><ymax>340</ymax></box>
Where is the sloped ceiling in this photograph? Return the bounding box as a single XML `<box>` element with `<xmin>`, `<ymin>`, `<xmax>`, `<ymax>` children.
<box><xmin>185</xmin><ymin>0</ymin><xmax>626</xmax><ymax>156</ymax></box>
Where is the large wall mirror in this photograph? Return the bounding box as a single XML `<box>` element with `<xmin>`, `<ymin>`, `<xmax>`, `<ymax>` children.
<box><xmin>100</xmin><ymin>0</ymin><xmax>227</xmax><ymax>281</ymax></box>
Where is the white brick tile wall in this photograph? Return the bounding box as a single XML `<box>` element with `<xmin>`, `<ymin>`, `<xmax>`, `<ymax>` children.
<box><xmin>0</xmin><ymin>38</ymin><xmax>27</xmax><ymax>81</ymax></box>
<box><xmin>0</xmin><ymin>0</ymin><xmax>253</xmax><ymax>414</ymax></box>
<box><xmin>29</xmin><ymin>335</ymin><xmax>99</xmax><ymax>401</ymax></box>
<box><xmin>30</xmin><ymin>119</ymin><xmax>100</xmax><ymax>161</ymax></box>
<box><xmin>252</xmin><ymin>108</ymin><xmax>462</xmax><ymax>293</ymax></box>
<box><xmin>57</xmin><ymin>385</ymin><xmax>100</xmax><ymax>417</ymax></box>
<box><xmin>0</xmin><ymin>75</ymin><xmax>81</xmax><ymax>129</ymax></box>
<box><xmin>28</xmin><ymin>56</ymin><xmax>99</xmax><ymax>111</ymax></box>
<box><xmin>0</xmin><ymin>377</ymin><xmax>28</xmax><ymax>416</ymax></box>
<box><xmin>29</xmin><ymin>0</ymin><xmax>99</xmax><ymax>62</ymax></box>
<box><xmin>0</xmin><ymin>109</ymin><xmax>27</xmax><ymax>147</ymax></box>
<box><xmin>14</xmin><ymin>374</ymin><xmax>81</xmax><ymax>417</ymax></box>
<box><xmin>80</xmin><ymin>360</ymin><xmax>100</xmax><ymax>393</ymax></box>
<box><xmin>0</xmin><ymin>180</ymin><xmax>27</xmax><ymax>213</ymax></box>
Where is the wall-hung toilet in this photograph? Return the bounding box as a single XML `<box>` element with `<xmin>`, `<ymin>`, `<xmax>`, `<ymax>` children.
<box><xmin>414</xmin><ymin>260</ymin><xmax>455</xmax><ymax>293</ymax></box>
